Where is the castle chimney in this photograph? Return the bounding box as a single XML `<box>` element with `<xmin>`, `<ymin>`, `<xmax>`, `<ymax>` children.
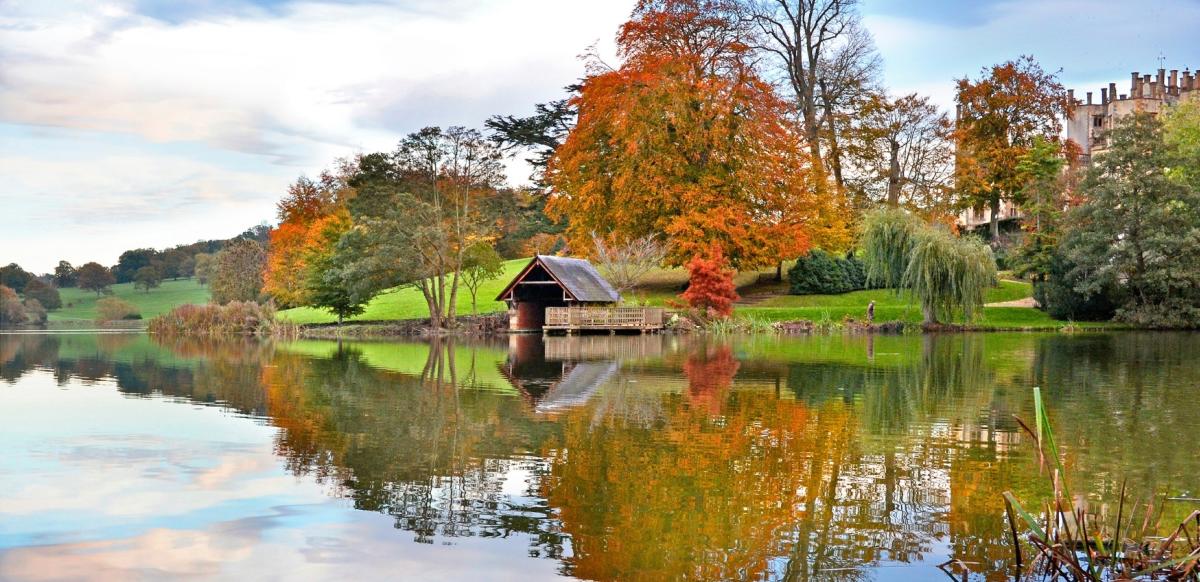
<box><xmin>1150</xmin><ymin>81</ymin><xmax>1158</xmax><ymax>99</ymax></box>
<box><xmin>1143</xmin><ymin>74</ymin><xmax>1152</xmax><ymax>97</ymax></box>
<box><xmin>1157</xmin><ymin>68</ymin><xmax>1166</xmax><ymax>96</ymax></box>
<box><xmin>1132</xmin><ymin>72</ymin><xmax>1140</xmax><ymax>96</ymax></box>
<box><xmin>1170</xmin><ymin>70</ymin><xmax>1179</xmax><ymax>95</ymax></box>
<box><xmin>1101</xmin><ymin>88</ymin><xmax>1108</xmax><ymax>104</ymax></box>
<box><xmin>1109</xmin><ymin>82</ymin><xmax>1118</xmax><ymax>102</ymax></box>
<box><xmin>1068</xmin><ymin>88</ymin><xmax>1075</xmax><ymax>103</ymax></box>
<box><xmin>1087</xmin><ymin>91</ymin><xmax>1093</xmax><ymax>105</ymax></box>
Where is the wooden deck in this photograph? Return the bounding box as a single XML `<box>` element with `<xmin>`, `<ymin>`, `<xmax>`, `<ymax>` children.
<box><xmin>543</xmin><ymin>307</ymin><xmax>665</xmax><ymax>334</ymax></box>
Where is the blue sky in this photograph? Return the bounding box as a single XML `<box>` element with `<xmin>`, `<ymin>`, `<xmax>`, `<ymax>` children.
<box><xmin>1</xmin><ymin>0</ymin><xmax>1197</xmax><ymax>272</ymax></box>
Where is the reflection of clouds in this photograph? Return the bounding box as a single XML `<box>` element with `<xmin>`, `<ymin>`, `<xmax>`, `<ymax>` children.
<box><xmin>0</xmin><ymin>511</ymin><xmax>565</xmax><ymax>581</ymax></box>
<box><xmin>1</xmin><ymin>435</ymin><xmax>308</xmax><ymax>518</ymax></box>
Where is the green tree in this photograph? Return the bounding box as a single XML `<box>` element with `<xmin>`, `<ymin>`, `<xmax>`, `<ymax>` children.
<box><xmin>1061</xmin><ymin>112</ymin><xmax>1200</xmax><ymax>327</ymax></box>
<box><xmin>861</xmin><ymin>207</ymin><xmax>996</xmax><ymax>325</ymax></box>
<box><xmin>0</xmin><ymin>263</ymin><xmax>33</xmax><ymax>290</ymax></box>
<box><xmin>1010</xmin><ymin>136</ymin><xmax>1069</xmax><ymax>285</ymax></box>
<box><xmin>77</xmin><ymin>262</ymin><xmax>115</xmax><ymax>296</ymax></box>
<box><xmin>22</xmin><ymin>278</ymin><xmax>62</xmax><ymax>310</ymax></box>
<box><xmin>134</xmin><ymin>266</ymin><xmax>162</xmax><ymax>293</ymax></box>
<box><xmin>342</xmin><ymin>127</ymin><xmax>505</xmax><ymax>329</ymax></box>
<box><xmin>303</xmin><ymin>211</ymin><xmax>367</xmax><ymax>325</ymax></box>
<box><xmin>1163</xmin><ymin>99</ymin><xmax>1200</xmax><ymax>190</ymax></box>
<box><xmin>209</xmin><ymin>240</ymin><xmax>267</xmax><ymax>304</ymax></box>
<box><xmin>53</xmin><ymin>261</ymin><xmax>77</xmax><ymax>287</ymax></box>
<box><xmin>459</xmin><ymin>242</ymin><xmax>504</xmax><ymax>315</ymax></box>
<box><xmin>114</xmin><ymin>248</ymin><xmax>157</xmax><ymax>283</ymax></box>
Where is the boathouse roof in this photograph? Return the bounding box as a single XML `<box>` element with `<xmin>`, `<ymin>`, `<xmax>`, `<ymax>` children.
<box><xmin>496</xmin><ymin>255</ymin><xmax>621</xmax><ymax>303</ymax></box>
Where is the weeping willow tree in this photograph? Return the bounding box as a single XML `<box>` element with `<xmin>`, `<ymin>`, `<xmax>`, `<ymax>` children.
<box><xmin>861</xmin><ymin>207</ymin><xmax>997</xmax><ymax>325</ymax></box>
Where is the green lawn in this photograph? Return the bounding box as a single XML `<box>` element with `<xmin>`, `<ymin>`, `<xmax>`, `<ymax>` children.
<box><xmin>52</xmin><ymin>278</ymin><xmax>211</xmax><ymax>322</ymax></box>
<box><xmin>279</xmin><ymin>259</ymin><xmax>1083</xmax><ymax>330</ymax></box>
<box><xmin>753</xmin><ymin>279</ymin><xmax>1032</xmax><ymax>308</ymax></box>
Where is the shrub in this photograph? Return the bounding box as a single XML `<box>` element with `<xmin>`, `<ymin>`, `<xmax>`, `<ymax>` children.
<box><xmin>0</xmin><ymin>285</ymin><xmax>28</xmax><ymax>325</ymax></box>
<box><xmin>22</xmin><ymin>299</ymin><xmax>46</xmax><ymax>325</ymax></box>
<box><xmin>679</xmin><ymin>247</ymin><xmax>739</xmax><ymax>319</ymax></box>
<box><xmin>148</xmin><ymin>301</ymin><xmax>295</xmax><ymax>337</ymax></box>
<box><xmin>96</xmin><ymin>297</ymin><xmax>141</xmax><ymax>322</ymax></box>
<box><xmin>1035</xmin><ymin>252</ymin><xmax>1117</xmax><ymax>321</ymax></box>
<box><xmin>788</xmin><ymin>249</ymin><xmax>866</xmax><ymax>295</ymax></box>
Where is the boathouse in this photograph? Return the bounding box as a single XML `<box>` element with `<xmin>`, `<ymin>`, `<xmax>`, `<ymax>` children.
<box><xmin>496</xmin><ymin>256</ymin><xmax>666</xmax><ymax>334</ymax></box>
<box><xmin>496</xmin><ymin>255</ymin><xmax>621</xmax><ymax>332</ymax></box>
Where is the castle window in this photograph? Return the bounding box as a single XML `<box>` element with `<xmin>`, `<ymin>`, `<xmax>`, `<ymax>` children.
<box><xmin>1093</xmin><ymin>115</ymin><xmax>1104</xmax><ymax>127</ymax></box>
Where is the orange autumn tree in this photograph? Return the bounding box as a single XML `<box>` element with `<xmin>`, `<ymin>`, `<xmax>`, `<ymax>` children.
<box><xmin>263</xmin><ymin>168</ymin><xmax>355</xmax><ymax>307</ymax></box>
<box><xmin>546</xmin><ymin>0</ymin><xmax>844</xmax><ymax>270</ymax></box>
<box><xmin>953</xmin><ymin>56</ymin><xmax>1069</xmax><ymax>241</ymax></box>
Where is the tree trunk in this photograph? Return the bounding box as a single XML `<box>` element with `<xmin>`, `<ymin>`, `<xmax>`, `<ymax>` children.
<box><xmin>989</xmin><ymin>193</ymin><xmax>1001</xmax><ymax>241</ymax></box>
<box><xmin>886</xmin><ymin>138</ymin><xmax>901</xmax><ymax>206</ymax></box>
<box><xmin>776</xmin><ymin>261</ymin><xmax>783</xmax><ymax>282</ymax></box>
<box><xmin>922</xmin><ymin>302</ymin><xmax>938</xmax><ymax>326</ymax></box>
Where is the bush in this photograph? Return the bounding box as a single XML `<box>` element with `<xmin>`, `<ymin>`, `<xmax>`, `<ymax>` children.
<box><xmin>0</xmin><ymin>285</ymin><xmax>28</xmax><ymax>325</ymax></box>
<box><xmin>1035</xmin><ymin>253</ymin><xmax>1118</xmax><ymax>322</ymax></box>
<box><xmin>96</xmin><ymin>297</ymin><xmax>141</xmax><ymax>322</ymax></box>
<box><xmin>148</xmin><ymin>301</ymin><xmax>295</xmax><ymax>337</ymax></box>
<box><xmin>22</xmin><ymin>299</ymin><xmax>46</xmax><ymax>325</ymax></box>
<box><xmin>788</xmin><ymin>249</ymin><xmax>866</xmax><ymax>295</ymax></box>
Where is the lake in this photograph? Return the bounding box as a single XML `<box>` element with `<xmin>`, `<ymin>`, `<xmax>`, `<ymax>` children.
<box><xmin>1</xmin><ymin>331</ymin><xmax>1197</xmax><ymax>581</ymax></box>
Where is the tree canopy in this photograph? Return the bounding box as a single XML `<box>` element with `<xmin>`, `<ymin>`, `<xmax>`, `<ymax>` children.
<box><xmin>546</xmin><ymin>0</ymin><xmax>846</xmax><ymax>269</ymax></box>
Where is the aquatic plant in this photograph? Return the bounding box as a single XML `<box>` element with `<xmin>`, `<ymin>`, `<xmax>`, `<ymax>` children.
<box><xmin>979</xmin><ymin>387</ymin><xmax>1200</xmax><ymax>581</ymax></box>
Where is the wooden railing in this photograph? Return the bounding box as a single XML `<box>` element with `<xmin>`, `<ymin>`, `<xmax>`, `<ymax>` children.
<box><xmin>545</xmin><ymin>307</ymin><xmax>665</xmax><ymax>329</ymax></box>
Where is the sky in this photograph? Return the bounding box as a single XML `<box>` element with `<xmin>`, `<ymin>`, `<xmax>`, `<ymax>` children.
<box><xmin>1</xmin><ymin>0</ymin><xmax>1197</xmax><ymax>273</ymax></box>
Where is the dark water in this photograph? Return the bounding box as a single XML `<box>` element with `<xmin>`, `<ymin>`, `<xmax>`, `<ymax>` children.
<box><xmin>0</xmin><ymin>332</ymin><xmax>1197</xmax><ymax>581</ymax></box>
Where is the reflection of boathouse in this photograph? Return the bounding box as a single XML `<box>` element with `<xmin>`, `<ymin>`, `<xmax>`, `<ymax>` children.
<box><xmin>496</xmin><ymin>255</ymin><xmax>664</xmax><ymax>334</ymax></box>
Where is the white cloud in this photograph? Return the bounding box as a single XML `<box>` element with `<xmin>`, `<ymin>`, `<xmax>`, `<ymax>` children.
<box><xmin>0</xmin><ymin>0</ymin><xmax>634</xmax><ymax>270</ymax></box>
<box><xmin>0</xmin><ymin>0</ymin><xmax>631</xmax><ymax>162</ymax></box>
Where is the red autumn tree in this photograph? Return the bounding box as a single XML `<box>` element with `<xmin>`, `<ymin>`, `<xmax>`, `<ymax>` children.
<box><xmin>680</xmin><ymin>247</ymin><xmax>739</xmax><ymax>318</ymax></box>
<box><xmin>546</xmin><ymin>0</ymin><xmax>846</xmax><ymax>269</ymax></box>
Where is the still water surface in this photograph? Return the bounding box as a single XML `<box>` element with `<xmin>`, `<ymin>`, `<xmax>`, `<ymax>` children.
<box><xmin>0</xmin><ymin>332</ymin><xmax>1197</xmax><ymax>581</ymax></box>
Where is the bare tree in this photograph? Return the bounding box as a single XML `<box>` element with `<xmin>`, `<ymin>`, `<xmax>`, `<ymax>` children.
<box><xmin>748</xmin><ymin>0</ymin><xmax>881</xmax><ymax>189</ymax></box>
<box><xmin>591</xmin><ymin>233</ymin><xmax>667</xmax><ymax>296</ymax></box>
<box><xmin>844</xmin><ymin>93</ymin><xmax>955</xmax><ymax>213</ymax></box>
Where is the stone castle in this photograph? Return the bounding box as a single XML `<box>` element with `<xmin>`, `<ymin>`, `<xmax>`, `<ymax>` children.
<box><xmin>1067</xmin><ymin>67</ymin><xmax>1199</xmax><ymax>161</ymax></box>
<box><xmin>960</xmin><ymin>66</ymin><xmax>1198</xmax><ymax>230</ymax></box>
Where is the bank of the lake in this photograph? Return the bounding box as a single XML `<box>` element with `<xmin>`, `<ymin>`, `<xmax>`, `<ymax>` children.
<box><xmin>279</xmin><ymin>270</ymin><xmax>1105</xmax><ymax>335</ymax></box>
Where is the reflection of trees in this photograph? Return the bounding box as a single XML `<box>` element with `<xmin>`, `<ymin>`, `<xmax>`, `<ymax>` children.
<box><xmin>6</xmin><ymin>331</ymin><xmax>1197</xmax><ymax>580</ymax></box>
<box><xmin>261</xmin><ymin>339</ymin><xmax>569</xmax><ymax>557</ymax></box>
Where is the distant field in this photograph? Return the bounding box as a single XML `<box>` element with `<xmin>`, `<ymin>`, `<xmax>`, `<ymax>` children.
<box><xmin>52</xmin><ymin>278</ymin><xmax>211</xmax><ymax>323</ymax></box>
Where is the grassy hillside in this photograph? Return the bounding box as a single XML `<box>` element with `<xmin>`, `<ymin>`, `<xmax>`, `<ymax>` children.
<box><xmin>279</xmin><ymin>259</ymin><xmax>531</xmax><ymax>324</ymax></box>
<box><xmin>52</xmin><ymin>278</ymin><xmax>211</xmax><ymax>322</ymax></box>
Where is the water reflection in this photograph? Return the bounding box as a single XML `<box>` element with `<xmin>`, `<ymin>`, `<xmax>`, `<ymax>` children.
<box><xmin>1</xmin><ymin>332</ymin><xmax>1198</xmax><ymax>581</ymax></box>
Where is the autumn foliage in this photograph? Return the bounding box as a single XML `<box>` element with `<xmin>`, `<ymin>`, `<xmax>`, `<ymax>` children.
<box><xmin>679</xmin><ymin>247</ymin><xmax>738</xmax><ymax>318</ymax></box>
<box><xmin>546</xmin><ymin>0</ymin><xmax>844</xmax><ymax>269</ymax></box>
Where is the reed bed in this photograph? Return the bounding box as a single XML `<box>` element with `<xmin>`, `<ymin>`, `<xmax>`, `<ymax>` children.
<box><xmin>148</xmin><ymin>302</ymin><xmax>297</xmax><ymax>338</ymax></box>
<box><xmin>977</xmin><ymin>387</ymin><xmax>1200</xmax><ymax>581</ymax></box>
